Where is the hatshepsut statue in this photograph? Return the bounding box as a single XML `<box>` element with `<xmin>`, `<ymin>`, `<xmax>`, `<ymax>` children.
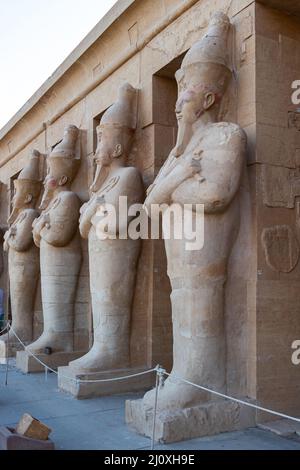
<box><xmin>126</xmin><ymin>12</ymin><xmax>248</xmax><ymax>440</ymax></box>
<box><xmin>68</xmin><ymin>83</ymin><xmax>144</xmax><ymax>375</ymax></box>
<box><xmin>0</xmin><ymin>150</ymin><xmax>41</xmax><ymax>358</ymax></box>
<box><xmin>26</xmin><ymin>125</ymin><xmax>82</xmax><ymax>358</ymax></box>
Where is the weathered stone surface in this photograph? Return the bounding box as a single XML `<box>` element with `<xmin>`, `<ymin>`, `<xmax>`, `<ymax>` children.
<box><xmin>27</xmin><ymin>126</ymin><xmax>82</xmax><ymax>365</ymax></box>
<box><xmin>16</xmin><ymin>414</ymin><xmax>51</xmax><ymax>441</ymax></box>
<box><xmin>261</xmin><ymin>225</ymin><xmax>299</xmax><ymax>273</ymax></box>
<box><xmin>58</xmin><ymin>366</ymin><xmax>155</xmax><ymax>399</ymax></box>
<box><xmin>258</xmin><ymin>419</ymin><xmax>300</xmax><ymax>437</ymax></box>
<box><xmin>0</xmin><ymin>150</ymin><xmax>41</xmax><ymax>360</ymax></box>
<box><xmin>0</xmin><ymin>0</ymin><xmax>300</xmax><ymax>444</ymax></box>
<box><xmin>64</xmin><ymin>84</ymin><xmax>144</xmax><ymax>389</ymax></box>
<box><xmin>126</xmin><ymin>398</ymin><xmax>256</xmax><ymax>443</ymax></box>
<box><xmin>16</xmin><ymin>350</ymin><xmax>86</xmax><ymax>374</ymax></box>
<box><xmin>0</xmin><ymin>427</ymin><xmax>55</xmax><ymax>450</ymax></box>
<box><xmin>131</xmin><ymin>12</ymin><xmax>247</xmax><ymax>437</ymax></box>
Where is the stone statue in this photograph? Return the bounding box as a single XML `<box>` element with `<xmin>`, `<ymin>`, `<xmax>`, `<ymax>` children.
<box><xmin>28</xmin><ymin>125</ymin><xmax>82</xmax><ymax>354</ymax></box>
<box><xmin>130</xmin><ymin>12</ymin><xmax>246</xmax><ymax>417</ymax></box>
<box><xmin>0</xmin><ymin>150</ymin><xmax>41</xmax><ymax>355</ymax></box>
<box><xmin>68</xmin><ymin>83</ymin><xmax>144</xmax><ymax>373</ymax></box>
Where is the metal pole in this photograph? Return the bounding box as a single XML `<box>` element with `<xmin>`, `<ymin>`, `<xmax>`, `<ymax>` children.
<box><xmin>5</xmin><ymin>327</ymin><xmax>10</xmax><ymax>386</ymax></box>
<box><xmin>151</xmin><ymin>368</ymin><xmax>160</xmax><ymax>451</ymax></box>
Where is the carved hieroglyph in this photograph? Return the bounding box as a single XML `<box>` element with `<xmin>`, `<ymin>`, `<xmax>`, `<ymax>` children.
<box><xmin>28</xmin><ymin>125</ymin><xmax>82</xmax><ymax>354</ymax></box>
<box><xmin>131</xmin><ymin>13</ymin><xmax>246</xmax><ymax>414</ymax></box>
<box><xmin>68</xmin><ymin>83</ymin><xmax>144</xmax><ymax>373</ymax></box>
<box><xmin>262</xmin><ymin>225</ymin><xmax>299</xmax><ymax>273</ymax></box>
<box><xmin>0</xmin><ymin>150</ymin><xmax>41</xmax><ymax>350</ymax></box>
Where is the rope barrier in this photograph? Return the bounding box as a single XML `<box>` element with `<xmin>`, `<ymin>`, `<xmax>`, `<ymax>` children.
<box><xmin>162</xmin><ymin>371</ymin><xmax>300</xmax><ymax>424</ymax></box>
<box><xmin>8</xmin><ymin>325</ymin><xmax>157</xmax><ymax>384</ymax></box>
<box><xmin>4</xmin><ymin>324</ymin><xmax>300</xmax><ymax>450</ymax></box>
<box><xmin>0</xmin><ymin>321</ymin><xmax>10</xmax><ymax>336</ymax></box>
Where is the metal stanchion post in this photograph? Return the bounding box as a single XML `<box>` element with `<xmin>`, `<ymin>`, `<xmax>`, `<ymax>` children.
<box><xmin>5</xmin><ymin>326</ymin><xmax>10</xmax><ymax>386</ymax></box>
<box><xmin>151</xmin><ymin>366</ymin><xmax>165</xmax><ymax>451</ymax></box>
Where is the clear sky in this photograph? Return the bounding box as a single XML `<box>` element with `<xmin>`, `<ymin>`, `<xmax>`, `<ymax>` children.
<box><xmin>0</xmin><ymin>0</ymin><xmax>117</xmax><ymax>130</ymax></box>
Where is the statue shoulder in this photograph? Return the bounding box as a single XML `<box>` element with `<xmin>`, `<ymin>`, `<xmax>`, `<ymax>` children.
<box><xmin>213</xmin><ymin>122</ymin><xmax>247</xmax><ymax>150</ymax></box>
<box><xmin>120</xmin><ymin>167</ymin><xmax>144</xmax><ymax>200</ymax></box>
<box><xmin>123</xmin><ymin>166</ymin><xmax>143</xmax><ymax>182</ymax></box>
<box><xmin>59</xmin><ymin>191</ymin><xmax>80</xmax><ymax>206</ymax></box>
<box><xmin>23</xmin><ymin>208</ymin><xmax>40</xmax><ymax>219</ymax></box>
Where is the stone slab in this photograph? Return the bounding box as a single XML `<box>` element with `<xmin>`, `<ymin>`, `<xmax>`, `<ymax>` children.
<box><xmin>58</xmin><ymin>366</ymin><xmax>156</xmax><ymax>399</ymax></box>
<box><xmin>16</xmin><ymin>350</ymin><xmax>87</xmax><ymax>373</ymax></box>
<box><xmin>16</xmin><ymin>413</ymin><xmax>52</xmax><ymax>441</ymax></box>
<box><xmin>0</xmin><ymin>427</ymin><xmax>55</xmax><ymax>450</ymax></box>
<box><xmin>258</xmin><ymin>419</ymin><xmax>300</xmax><ymax>437</ymax></box>
<box><xmin>125</xmin><ymin>398</ymin><xmax>256</xmax><ymax>444</ymax></box>
<box><xmin>0</xmin><ymin>339</ymin><xmax>28</xmax><ymax>363</ymax></box>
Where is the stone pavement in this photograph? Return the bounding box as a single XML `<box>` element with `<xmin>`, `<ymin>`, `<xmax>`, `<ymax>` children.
<box><xmin>0</xmin><ymin>363</ymin><xmax>300</xmax><ymax>450</ymax></box>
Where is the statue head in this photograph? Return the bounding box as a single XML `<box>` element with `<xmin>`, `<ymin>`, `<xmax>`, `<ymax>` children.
<box><xmin>40</xmin><ymin>125</ymin><xmax>80</xmax><ymax>210</ymax></box>
<box><xmin>174</xmin><ymin>12</ymin><xmax>232</xmax><ymax>154</ymax></box>
<box><xmin>8</xmin><ymin>149</ymin><xmax>42</xmax><ymax>225</ymax></box>
<box><xmin>90</xmin><ymin>83</ymin><xmax>137</xmax><ymax>193</ymax></box>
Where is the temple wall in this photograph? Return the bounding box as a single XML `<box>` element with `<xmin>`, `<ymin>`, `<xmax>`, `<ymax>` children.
<box><xmin>0</xmin><ymin>0</ymin><xmax>299</xmax><ymax>420</ymax></box>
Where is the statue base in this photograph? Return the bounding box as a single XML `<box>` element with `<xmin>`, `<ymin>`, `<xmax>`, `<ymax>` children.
<box><xmin>125</xmin><ymin>397</ymin><xmax>256</xmax><ymax>444</ymax></box>
<box><xmin>0</xmin><ymin>339</ymin><xmax>25</xmax><ymax>363</ymax></box>
<box><xmin>16</xmin><ymin>350</ymin><xmax>87</xmax><ymax>373</ymax></box>
<box><xmin>58</xmin><ymin>366</ymin><xmax>156</xmax><ymax>399</ymax></box>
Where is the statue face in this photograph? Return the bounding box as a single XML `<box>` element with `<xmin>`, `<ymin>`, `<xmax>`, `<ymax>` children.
<box><xmin>8</xmin><ymin>181</ymin><xmax>34</xmax><ymax>224</ymax></box>
<box><xmin>175</xmin><ymin>65</ymin><xmax>225</xmax><ymax>126</ymax></box>
<box><xmin>40</xmin><ymin>159</ymin><xmax>68</xmax><ymax>210</ymax></box>
<box><xmin>175</xmin><ymin>87</ymin><xmax>206</xmax><ymax>125</ymax></box>
<box><xmin>94</xmin><ymin>127</ymin><xmax>121</xmax><ymax>167</ymax></box>
<box><xmin>12</xmin><ymin>182</ymin><xmax>28</xmax><ymax>210</ymax></box>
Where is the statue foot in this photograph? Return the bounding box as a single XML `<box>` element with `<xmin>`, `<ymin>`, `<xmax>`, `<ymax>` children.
<box><xmin>27</xmin><ymin>333</ymin><xmax>74</xmax><ymax>354</ymax></box>
<box><xmin>143</xmin><ymin>374</ymin><xmax>210</xmax><ymax>412</ymax></box>
<box><xmin>69</xmin><ymin>347</ymin><xmax>130</xmax><ymax>373</ymax></box>
<box><xmin>0</xmin><ymin>329</ymin><xmax>32</xmax><ymax>345</ymax></box>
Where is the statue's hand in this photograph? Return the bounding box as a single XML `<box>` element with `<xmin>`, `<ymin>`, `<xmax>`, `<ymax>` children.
<box><xmin>3</xmin><ymin>239</ymin><xmax>9</xmax><ymax>252</ymax></box>
<box><xmin>146</xmin><ymin>183</ymin><xmax>155</xmax><ymax>196</ymax></box>
<box><xmin>80</xmin><ymin>202</ymin><xmax>89</xmax><ymax>215</ymax></box>
<box><xmin>182</xmin><ymin>156</ymin><xmax>202</xmax><ymax>178</ymax></box>
<box><xmin>3</xmin><ymin>230</ymin><xmax>10</xmax><ymax>251</ymax></box>
<box><xmin>3</xmin><ymin>229</ymin><xmax>10</xmax><ymax>242</ymax></box>
<box><xmin>43</xmin><ymin>213</ymin><xmax>51</xmax><ymax>229</ymax></box>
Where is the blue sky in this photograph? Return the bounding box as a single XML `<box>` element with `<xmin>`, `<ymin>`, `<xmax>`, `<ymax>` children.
<box><xmin>0</xmin><ymin>0</ymin><xmax>117</xmax><ymax>130</ymax></box>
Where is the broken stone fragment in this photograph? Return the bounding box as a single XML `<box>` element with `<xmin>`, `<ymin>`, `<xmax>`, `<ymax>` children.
<box><xmin>16</xmin><ymin>414</ymin><xmax>52</xmax><ymax>441</ymax></box>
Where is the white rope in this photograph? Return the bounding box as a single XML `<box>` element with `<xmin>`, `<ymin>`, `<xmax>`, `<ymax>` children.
<box><xmin>77</xmin><ymin>368</ymin><xmax>157</xmax><ymax>383</ymax></box>
<box><xmin>162</xmin><ymin>371</ymin><xmax>300</xmax><ymax>424</ymax></box>
<box><xmin>0</xmin><ymin>321</ymin><xmax>10</xmax><ymax>335</ymax></box>
<box><xmin>9</xmin><ymin>325</ymin><xmax>157</xmax><ymax>384</ymax></box>
<box><xmin>8</xmin><ymin>325</ymin><xmax>300</xmax><ymax>425</ymax></box>
<box><xmin>10</xmin><ymin>327</ymin><xmax>58</xmax><ymax>374</ymax></box>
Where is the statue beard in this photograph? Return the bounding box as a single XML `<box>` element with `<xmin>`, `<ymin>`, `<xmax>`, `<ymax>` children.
<box><xmin>8</xmin><ymin>206</ymin><xmax>20</xmax><ymax>225</ymax></box>
<box><xmin>39</xmin><ymin>185</ymin><xmax>55</xmax><ymax>211</ymax></box>
<box><xmin>89</xmin><ymin>163</ymin><xmax>109</xmax><ymax>195</ymax></box>
<box><xmin>173</xmin><ymin>120</ymin><xmax>193</xmax><ymax>157</ymax></box>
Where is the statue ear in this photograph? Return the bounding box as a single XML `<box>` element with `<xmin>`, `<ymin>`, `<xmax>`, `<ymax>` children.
<box><xmin>203</xmin><ymin>92</ymin><xmax>215</xmax><ymax>110</ymax></box>
<box><xmin>59</xmin><ymin>175</ymin><xmax>68</xmax><ymax>186</ymax></box>
<box><xmin>112</xmin><ymin>144</ymin><xmax>122</xmax><ymax>158</ymax></box>
<box><xmin>24</xmin><ymin>194</ymin><xmax>33</xmax><ymax>204</ymax></box>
